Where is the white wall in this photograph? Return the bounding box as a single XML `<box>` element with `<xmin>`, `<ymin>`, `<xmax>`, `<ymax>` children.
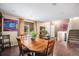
<box><xmin>68</xmin><ymin>18</ymin><xmax>79</xmax><ymax>30</ymax></box>
<box><xmin>50</xmin><ymin>25</ymin><xmax>55</xmax><ymax>37</ymax></box>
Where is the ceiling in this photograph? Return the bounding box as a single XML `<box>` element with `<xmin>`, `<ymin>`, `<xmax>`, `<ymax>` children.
<box><xmin>0</xmin><ymin>3</ymin><xmax>79</xmax><ymax>21</ymax></box>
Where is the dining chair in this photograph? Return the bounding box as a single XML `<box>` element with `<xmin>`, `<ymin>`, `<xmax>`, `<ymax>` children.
<box><xmin>47</xmin><ymin>40</ymin><xmax>55</xmax><ymax>56</ymax></box>
<box><xmin>17</xmin><ymin>37</ymin><xmax>33</xmax><ymax>56</ymax></box>
<box><xmin>35</xmin><ymin>39</ymin><xmax>55</xmax><ymax>56</ymax></box>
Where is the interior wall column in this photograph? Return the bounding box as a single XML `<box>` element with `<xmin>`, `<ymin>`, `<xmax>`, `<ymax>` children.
<box><xmin>18</xmin><ymin>18</ymin><xmax>24</xmax><ymax>36</ymax></box>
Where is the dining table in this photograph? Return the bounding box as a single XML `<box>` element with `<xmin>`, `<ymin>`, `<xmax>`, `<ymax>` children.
<box><xmin>21</xmin><ymin>38</ymin><xmax>55</xmax><ymax>55</ymax></box>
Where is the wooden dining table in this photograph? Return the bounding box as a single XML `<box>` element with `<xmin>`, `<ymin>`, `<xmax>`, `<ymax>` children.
<box><xmin>21</xmin><ymin>38</ymin><xmax>55</xmax><ymax>53</ymax></box>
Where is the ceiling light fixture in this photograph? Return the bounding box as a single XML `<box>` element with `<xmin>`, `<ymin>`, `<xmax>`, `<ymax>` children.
<box><xmin>52</xmin><ymin>3</ymin><xmax>56</xmax><ymax>6</ymax></box>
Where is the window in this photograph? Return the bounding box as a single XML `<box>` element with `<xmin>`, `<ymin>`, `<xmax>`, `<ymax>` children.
<box><xmin>24</xmin><ymin>22</ymin><xmax>34</xmax><ymax>35</ymax></box>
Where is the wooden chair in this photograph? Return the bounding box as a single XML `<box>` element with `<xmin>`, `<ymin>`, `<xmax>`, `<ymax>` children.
<box><xmin>35</xmin><ymin>40</ymin><xmax>55</xmax><ymax>56</ymax></box>
<box><xmin>16</xmin><ymin>37</ymin><xmax>34</xmax><ymax>56</ymax></box>
<box><xmin>47</xmin><ymin>40</ymin><xmax>55</xmax><ymax>56</ymax></box>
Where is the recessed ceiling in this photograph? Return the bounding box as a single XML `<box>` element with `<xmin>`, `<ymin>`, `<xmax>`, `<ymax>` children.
<box><xmin>0</xmin><ymin>3</ymin><xmax>79</xmax><ymax>21</ymax></box>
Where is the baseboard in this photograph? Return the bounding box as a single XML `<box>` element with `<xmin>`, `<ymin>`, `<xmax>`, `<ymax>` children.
<box><xmin>11</xmin><ymin>44</ymin><xmax>18</xmax><ymax>47</ymax></box>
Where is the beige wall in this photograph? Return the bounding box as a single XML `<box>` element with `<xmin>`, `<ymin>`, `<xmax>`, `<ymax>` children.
<box><xmin>18</xmin><ymin>18</ymin><xmax>24</xmax><ymax>35</ymax></box>
<box><xmin>2</xmin><ymin>12</ymin><xmax>36</xmax><ymax>46</ymax></box>
<box><xmin>2</xmin><ymin>12</ymin><xmax>19</xmax><ymax>46</ymax></box>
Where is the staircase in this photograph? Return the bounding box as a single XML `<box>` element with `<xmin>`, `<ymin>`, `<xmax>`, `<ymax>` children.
<box><xmin>68</xmin><ymin>30</ymin><xmax>79</xmax><ymax>47</ymax></box>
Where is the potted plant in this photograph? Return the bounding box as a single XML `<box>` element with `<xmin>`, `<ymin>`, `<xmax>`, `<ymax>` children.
<box><xmin>31</xmin><ymin>31</ymin><xmax>37</xmax><ymax>40</ymax></box>
<box><xmin>44</xmin><ymin>30</ymin><xmax>48</xmax><ymax>36</ymax></box>
<box><xmin>41</xmin><ymin>29</ymin><xmax>48</xmax><ymax>36</ymax></box>
<box><xmin>42</xmin><ymin>29</ymin><xmax>50</xmax><ymax>39</ymax></box>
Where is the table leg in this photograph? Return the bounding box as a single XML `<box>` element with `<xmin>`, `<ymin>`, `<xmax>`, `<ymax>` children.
<box><xmin>30</xmin><ymin>52</ymin><xmax>35</xmax><ymax>56</ymax></box>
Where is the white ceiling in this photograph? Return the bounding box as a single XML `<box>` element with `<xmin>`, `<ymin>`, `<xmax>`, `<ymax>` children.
<box><xmin>0</xmin><ymin>3</ymin><xmax>79</xmax><ymax>21</ymax></box>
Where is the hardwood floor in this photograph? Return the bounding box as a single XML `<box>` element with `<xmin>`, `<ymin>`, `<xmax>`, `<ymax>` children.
<box><xmin>1</xmin><ymin>45</ymin><xmax>54</xmax><ymax>56</ymax></box>
<box><xmin>68</xmin><ymin>43</ymin><xmax>79</xmax><ymax>56</ymax></box>
<box><xmin>1</xmin><ymin>42</ymin><xmax>79</xmax><ymax>56</ymax></box>
<box><xmin>53</xmin><ymin>41</ymin><xmax>79</xmax><ymax>56</ymax></box>
<box><xmin>1</xmin><ymin>46</ymin><xmax>19</xmax><ymax>56</ymax></box>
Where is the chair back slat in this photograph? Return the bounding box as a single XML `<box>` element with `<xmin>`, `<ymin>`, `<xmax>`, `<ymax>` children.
<box><xmin>17</xmin><ymin>38</ymin><xmax>22</xmax><ymax>49</ymax></box>
<box><xmin>46</xmin><ymin>40</ymin><xmax>55</xmax><ymax>55</ymax></box>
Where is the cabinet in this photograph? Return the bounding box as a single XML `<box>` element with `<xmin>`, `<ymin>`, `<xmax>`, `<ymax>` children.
<box><xmin>0</xmin><ymin>34</ymin><xmax>3</xmax><ymax>55</ymax></box>
<box><xmin>0</xmin><ymin>34</ymin><xmax>11</xmax><ymax>49</ymax></box>
<box><xmin>2</xmin><ymin>35</ymin><xmax>11</xmax><ymax>48</ymax></box>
